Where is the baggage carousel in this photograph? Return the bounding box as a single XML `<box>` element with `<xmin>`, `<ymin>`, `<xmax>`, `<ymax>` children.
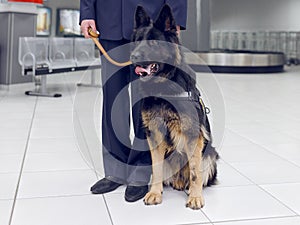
<box><xmin>185</xmin><ymin>50</ymin><xmax>285</xmax><ymax>73</ymax></box>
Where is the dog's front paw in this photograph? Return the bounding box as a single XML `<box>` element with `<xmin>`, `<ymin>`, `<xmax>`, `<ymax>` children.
<box><xmin>186</xmin><ymin>195</ymin><xmax>205</xmax><ymax>210</ymax></box>
<box><xmin>144</xmin><ymin>191</ymin><xmax>162</xmax><ymax>205</ymax></box>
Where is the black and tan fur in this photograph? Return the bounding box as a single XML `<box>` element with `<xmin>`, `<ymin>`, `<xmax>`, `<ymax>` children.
<box><xmin>130</xmin><ymin>5</ymin><xmax>219</xmax><ymax>209</ymax></box>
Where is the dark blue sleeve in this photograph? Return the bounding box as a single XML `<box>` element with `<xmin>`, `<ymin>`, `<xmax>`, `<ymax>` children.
<box><xmin>79</xmin><ymin>0</ymin><xmax>96</xmax><ymax>24</ymax></box>
<box><xmin>165</xmin><ymin>0</ymin><xmax>187</xmax><ymax>29</ymax></box>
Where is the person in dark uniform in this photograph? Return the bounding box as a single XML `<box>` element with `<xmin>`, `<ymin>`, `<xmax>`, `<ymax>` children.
<box><xmin>80</xmin><ymin>0</ymin><xmax>187</xmax><ymax>202</ymax></box>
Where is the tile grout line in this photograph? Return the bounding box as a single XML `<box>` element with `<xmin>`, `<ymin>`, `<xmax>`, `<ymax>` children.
<box><xmin>220</xmin><ymin>158</ymin><xmax>300</xmax><ymax>216</ymax></box>
<box><xmin>256</xmin><ymin>184</ymin><xmax>300</xmax><ymax>216</ymax></box>
<box><xmin>102</xmin><ymin>195</ymin><xmax>115</xmax><ymax>225</ymax></box>
<box><xmin>65</xmin><ymin>72</ymin><xmax>101</xmax><ymax>179</ymax></box>
<box><xmin>62</xmin><ymin>73</ymin><xmax>103</xmax><ymax>207</ymax></box>
<box><xmin>43</xmin><ymin>74</ymin><xmax>100</xmax><ymax>179</ymax></box>
<box><xmin>48</xmin><ymin>73</ymin><xmax>103</xmax><ymax>210</ymax></box>
<box><xmin>226</xmin><ymin>127</ymin><xmax>300</xmax><ymax>170</ymax></box>
<box><xmin>175</xmin><ymin>221</ymin><xmax>212</xmax><ymax>225</ymax></box>
<box><xmin>211</xmin><ymin>215</ymin><xmax>300</xmax><ymax>224</ymax></box>
<box><xmin>199</xmin><ymin>209</ymin><xmax>214</xmax><ymax>224</ymax></box>
<box><xmin>15</xmin><ymin>193</ymin><xmax>94</xmax><ymax>201</ymax></box>
<box><xmin>218</xmin><ymin>158</ymin><xmax>256</xmax><ymax>185</ymax></box>
<box><xmin>221</xmin><ymin>112</ymin><xmax>300</xmax><ymax>217</ymax></box>
<box><xmin>8</xmin><ymin>96</ymin><xmax>38</xmax><ymax>225</ymax></box>
<box><xmin>72</xmin><ymin>109</ymin><xmax>99</xmax><ymax>179</ymax></box>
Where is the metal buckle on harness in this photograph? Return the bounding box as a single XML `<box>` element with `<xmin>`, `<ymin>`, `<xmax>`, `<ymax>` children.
<box><xmin>187</xmin><ymin>91</ymin><xmax>200</xmax><ymax>102</ymax></box>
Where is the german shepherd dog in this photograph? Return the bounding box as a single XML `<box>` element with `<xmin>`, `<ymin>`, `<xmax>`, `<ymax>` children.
<box><xmin>130</xmin><ymin>5</ymin><xmax>219</xmax><ymax>209</ymax></box>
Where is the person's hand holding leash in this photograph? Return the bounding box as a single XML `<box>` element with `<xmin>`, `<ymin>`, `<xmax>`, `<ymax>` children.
<box><xmin>81</xmin><ymin>21</ymin><xmax>132</xmax><ymax>67</ymax></box>
<box><xmin>81</xmin><ymin>19</ymin><xmax>97</xmax><ymax>38</ymax></box>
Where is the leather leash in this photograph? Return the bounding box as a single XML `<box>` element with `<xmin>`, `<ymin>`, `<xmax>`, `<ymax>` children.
<box><xmin>88</xmin><ymin>28</ymin><xmax>132</xmax><ymax>67</ymax></box>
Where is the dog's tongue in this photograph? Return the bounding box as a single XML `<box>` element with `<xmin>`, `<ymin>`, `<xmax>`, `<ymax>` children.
<box><xmin>135</xmin><ymin>65</ymin><xmax>151</xmax><ymax>76</ymax></box>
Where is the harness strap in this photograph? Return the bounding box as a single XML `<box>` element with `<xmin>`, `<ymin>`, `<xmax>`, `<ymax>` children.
<box><xmin>156</xmin><ymin>91</ymin><xmax>211</xmax><ymax>114</ymax></box>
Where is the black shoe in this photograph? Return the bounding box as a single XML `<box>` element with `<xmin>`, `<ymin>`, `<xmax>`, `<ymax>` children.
<box><xmin>90</xmin><ymin>177</ymin><xmax>123</xmax><ymax>194</ymax></box>
<box><xmin>125</xmin><ymin>184</ymin><xmax>148</xmax><ymax>202</ymax></box>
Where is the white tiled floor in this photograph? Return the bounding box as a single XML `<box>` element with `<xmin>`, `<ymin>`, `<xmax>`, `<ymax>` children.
<box><xmin>1</xmin><ymin>66</ymin><xmax>300</xmax><ymax>225</ymax></box>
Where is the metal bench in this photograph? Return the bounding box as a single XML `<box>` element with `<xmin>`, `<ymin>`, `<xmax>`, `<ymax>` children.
<box><xmin>19</xmin><ymin>37</ymin><xmax>101</xmax><ymax>97</ymax></box>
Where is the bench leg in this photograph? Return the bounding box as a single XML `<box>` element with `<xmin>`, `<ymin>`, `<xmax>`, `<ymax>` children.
<box><xmin>77</xmin><ymin>69</ymin><xmax>101</xmax><ymax>88</ymax></box>
<box><xmin>25</xmin><ymin>76</ymin><xmax>62</xmax><ymax>98</ymax></box>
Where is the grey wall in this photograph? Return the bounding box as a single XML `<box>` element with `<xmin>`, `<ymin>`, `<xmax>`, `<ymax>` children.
<box><xmin>181</xmin><ymin>0</ymin><xmax>210</xmax><ymax>52</ymax></box>
<box><xmin>211</xmin><ymin>0</ymin><xmax>300</xmax><ymax>31</ymax></box>
<box><xmin>0</xmin><ymin>13</ymin><xmax>35</xmax><ymax>84</ymax></box>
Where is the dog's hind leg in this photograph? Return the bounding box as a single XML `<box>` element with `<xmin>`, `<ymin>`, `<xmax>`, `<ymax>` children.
<box><xmin>201</xmin><ymin>143</ymin><xmax>219</xmax><ymax>187</ymax></box>
<box><xmin>171</xmin><ymin>163</ymin><xmax>189</xmax><ymax>191</ymax></box>
<box><xmin>144</xmin><ymin>132</ymin><xmax>166</xmax><ymax>205</ymax></box>
<box><xmin>185</xmin><ymin>135</ymin><xmax>205</xmax><ymax>209</ymax></box>
<box><xmin>166</xmin><ymin>153</ymin><xmax>189</xmax><ymax>191</ymax></box>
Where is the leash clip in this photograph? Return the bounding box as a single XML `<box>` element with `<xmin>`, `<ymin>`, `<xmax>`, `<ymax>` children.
<box><xmin>205</xmin><ymin>107</ymin><xmax>211</xmax><ymax>114</ymax></box>
<box><xmin>199</xmin><ymin>97</ymin><xmax>211</xmax><ymax>114</ymax></box>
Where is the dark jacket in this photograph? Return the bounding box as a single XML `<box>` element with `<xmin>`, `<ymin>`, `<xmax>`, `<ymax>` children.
<box><xmin>80</xmin><ymin>0</ymin><xmax>187</xmax><ymax>40</ymax></box>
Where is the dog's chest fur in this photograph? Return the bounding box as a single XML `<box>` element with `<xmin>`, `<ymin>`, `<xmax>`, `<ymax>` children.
<box><xmin>141</xmin><ymin>90</ymin><xmax>203</xmax><ymax>154</ymax></box>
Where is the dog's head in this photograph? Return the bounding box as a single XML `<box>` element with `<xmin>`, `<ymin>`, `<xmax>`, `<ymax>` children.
<box><xmin>130</xmin><ymin>5</ymin><xmax>182</xmax><ymax>81</ymax></box>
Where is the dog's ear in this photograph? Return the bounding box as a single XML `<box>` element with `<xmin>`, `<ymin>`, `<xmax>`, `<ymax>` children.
<box><xmin>134</xmin><ymin>5</ymin><xmax>151</xmax><ymax>29</ymax></box>
<box><xmin>154</xmin><ymin>4</ymin><xmax>177</xmax><ymax>32</ymax></box>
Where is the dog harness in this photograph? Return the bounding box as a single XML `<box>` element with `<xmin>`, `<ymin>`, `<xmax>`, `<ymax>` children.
<box><xmin>156</xmin><ymin>91</ymin><xmax>210</xmax><ymax>114</ymax></box>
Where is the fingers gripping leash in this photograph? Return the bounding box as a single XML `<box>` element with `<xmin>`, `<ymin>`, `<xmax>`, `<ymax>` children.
<box><xmin>88</xmin><ymin>28</ymin><xmax>132</xmax><ymax>67</ymax></box>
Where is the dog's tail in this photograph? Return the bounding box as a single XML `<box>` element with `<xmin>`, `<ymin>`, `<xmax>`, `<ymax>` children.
<box><xmin>201</xmin><ymin>142</ymin><xmax>219</xmax><ymax>187</ymax></box>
